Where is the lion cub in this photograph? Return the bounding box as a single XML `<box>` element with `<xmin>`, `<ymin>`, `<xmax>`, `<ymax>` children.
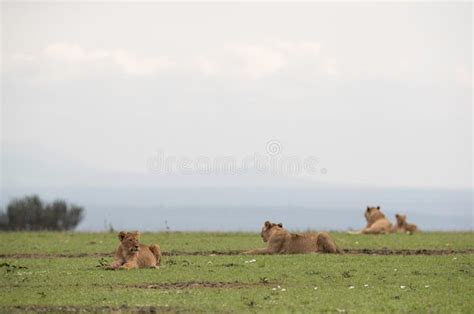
<box><xmin>350</xmin><ymin>206</ymin><xmax>392</xmax><ymax>234</ymax></box>
<box><xmin>393</xmin><ymin>214</ymin><xmax>418</xmax><ymax>234</ymax></box>
<box><xmin>245</xmin><ymin>221</ymin><xmax>341</xmax><ymax>254</ymax></box>
<box><xmin>107</xmin><ymin>231</ymin><xmax>161</xmax><ymax>270</ymax></box>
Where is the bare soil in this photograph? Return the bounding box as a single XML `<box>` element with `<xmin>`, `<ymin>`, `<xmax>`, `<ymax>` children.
<box><xmin>1</xmin><ymin>248</ymin><xmax>472</xmax><ymax>259</ymax></box>
<box><xmin>130</xmin><ymin>280</ymin><xmax>263</xmax><ymax>289</ymax></box>
<box><xmin>3</xmin><ymin>305</ymin><xmax>182</xmax><ymax>313</ymax></box>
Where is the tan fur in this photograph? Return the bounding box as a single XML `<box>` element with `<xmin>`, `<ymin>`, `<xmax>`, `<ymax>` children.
<box><xmin>392</xmin><ymin>214</ymin><xmax>418</xmax><ymax>234</ymax></box>
<box><xmin>245</xmin><ymin>221</ymin><xmax>341</xmax><ymax>254</ymax></box>
<box><xmin>107</xmin><ymin>231</ymin><xmax>161</xmax><ymax>270</ymax></box>
<box><xmin>350</xmin><ymin>206</ymin><xmax>392</xmax><ymax>234</ymax></box>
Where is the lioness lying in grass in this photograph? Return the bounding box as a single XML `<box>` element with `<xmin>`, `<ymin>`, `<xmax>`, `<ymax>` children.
<box><xmin>106</xmin><ymin>231</ymin><xmax>161</xmax><ymax>270</ymax></box>
<box><xmin>245</xmin><ymin>221</ymin><xmax>341</xmax><ymax>254</ymax></box>
<box><xmin>349</xmin><ymin>206</ymin><xmax>392</xmax><ymax>234</ymax></box>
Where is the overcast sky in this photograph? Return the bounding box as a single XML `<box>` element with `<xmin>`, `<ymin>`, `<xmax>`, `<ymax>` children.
<box><xmin>2</xmin><ymin>2</ymin><xmax>472</xmax><ymax>189</ymax></box>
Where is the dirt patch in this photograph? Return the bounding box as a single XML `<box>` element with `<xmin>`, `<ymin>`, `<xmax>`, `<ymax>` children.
<box><xmin>0</xmin><ymin>252</ymin><xmax>112</xmax><ymax>259</ymax></box>
<box><xmin>163</xmin><ymin>250</ymin><xmax>242</xmax><ymax>256</ymax></box>
<box><xmin>130</xmin><ymin>281</ymin><xmax>261</xmax><ymax>289</ymax></box>
<box><xmin>342</xmin><ymin>248</ymin><xmax>474</xmax><ymax>255</ymax></box>
<box><xmin>0</xmin><ymin>250</ymin><xmax>243</xmax><ymax>259</ymax></box>
<box><xmin>1</xmin><ymin>248</ymin><xmax>473</xmax><ymax>259</ymax></box>
<box><xmin>3</xmin><ymin>305</ymin><xmax>181</xmax><ymax>313</ymax></box>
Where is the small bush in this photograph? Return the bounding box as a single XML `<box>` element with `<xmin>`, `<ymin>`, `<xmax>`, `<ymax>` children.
<box><xmin>0</xmin><ymin>195</ymin><xmax>84</xmax><ymax>231</ymax></box>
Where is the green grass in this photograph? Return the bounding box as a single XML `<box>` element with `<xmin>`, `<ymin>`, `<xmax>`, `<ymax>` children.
<box><xmin>0</xmin><ymin>231</ymin><xmax>472</xmax><ymax>254</ymax></box>
<box><xmin>0</xmin><ymin>232</ymin><xmax>473</xmax><ymax>313</ymax></box>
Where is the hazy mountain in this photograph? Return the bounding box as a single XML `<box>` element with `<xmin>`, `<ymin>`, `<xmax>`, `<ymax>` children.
<box><xmin>1</xmin><ymin>143</ymin><xmax>472</xmax><ymax>231</ymax></box>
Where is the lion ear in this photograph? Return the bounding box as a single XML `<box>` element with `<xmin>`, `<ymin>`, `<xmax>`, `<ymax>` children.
<box><xmin>264</xmin><ymin>221</ymin><xmax>271</xmax><ymax>228</ymax></box>
<box><xmin>376</xmin><ymin>206</ymin><xmax>380</xmax><ymax>210</ymax></box>
<box><xmin>396</xmin><ymin>214</ymin><xmax>400</xmax><ymax>218</ymax></box>
<box><xmin>277</xmin><ymin>223</ymin><xmax>283</xmax><ymax>228</ymax></box>
<box><xmin>118</xmin><ymin>231</ymin><xmax>126</xmax><ymax>241</ymax></box>
<box><xmin>131</xmin><ymin>231</ymin><xmax>140</xmax><ymax>239</ymax></box>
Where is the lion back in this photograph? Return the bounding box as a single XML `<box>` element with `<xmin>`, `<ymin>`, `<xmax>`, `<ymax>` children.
<box><xmin>148</xmin><ymin>244</ymin><xmax>161</xmax><ymax>266</ymax></box>
<box><xmin>316</xmin><ymin>232</ymin><xmax>342</xmax><ymax>254</ymax></box>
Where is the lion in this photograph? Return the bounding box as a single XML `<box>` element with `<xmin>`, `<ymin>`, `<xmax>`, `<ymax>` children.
<box><xmin>392</xmin><ymin>214</ymin><xmax>418</xmax><ymax>234</ymax></box>
<box><xmin>349</xmin><ymin>206</ymin><xmax>392</xmax><ymax>234</ymax></box>
<box><xmin>244</xmin><ymin>221</ymin><xmax>341</xmax><ymax>254</ymax></box>
<box><xmin>106</xmin><ymin>231</ymin><xmax>161</xmax><ymax>270</ymax></box>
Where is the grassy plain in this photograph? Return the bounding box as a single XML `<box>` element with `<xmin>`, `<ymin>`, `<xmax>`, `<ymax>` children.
<box><xmin>0</xmin><ymin>232</ymin><xmax>472</xmax><ymax>313</ymax></box>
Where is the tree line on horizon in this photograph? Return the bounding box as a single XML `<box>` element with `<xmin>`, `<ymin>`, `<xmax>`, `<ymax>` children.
<box><xmin>0</xmin><ymin>195</ymin><xmax>84</xmax><ymax>231</ymax></box>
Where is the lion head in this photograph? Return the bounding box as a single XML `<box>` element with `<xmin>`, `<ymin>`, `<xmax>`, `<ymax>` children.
<box><xmin>365</xmin><ymin>206</ymin><xmax>385</xmax><ymax>223</ymax></box>
<box><xmin>260</xmin><ymin>221</ymin><xmax>283</xmax><ymax>242</ymax></box>
<box><xmin>118</xmin><ymin>231</ymin><xmax>140</xmax><ymax>253</ymax></box>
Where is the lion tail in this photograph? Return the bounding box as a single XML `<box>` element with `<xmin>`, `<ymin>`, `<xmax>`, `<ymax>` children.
<box><xmin>316</xmin><ymin>232</ymin><xmax>343</xmax><ymax>254</ymax></box>
<box><xmin>149</xmin><ymin>244</ymin><xmax>162</xmax><ymax>266</ymax></box>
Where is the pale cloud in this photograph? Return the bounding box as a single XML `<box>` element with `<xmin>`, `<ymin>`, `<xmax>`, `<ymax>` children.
<box><xmin>111</xmin><ymin>50</ymin><xmax>175</xmax><ymax>75</ymax></box>
<box><xmin>196</xmin><ymin>43</ymin><xmax>288</xmax><ymax>79</ymax></box>
<box><xmin>10</xmin><ymin>40</ymin><xmax>331</xmax><ymax>80</ymax></box>
<box><xmin>195</xmin><ymin>40</ymin><xmax>328</xmax><ymax>80</ymax></box>
<box><xmin>44</xmin><ymin>43</ymin><xmax>95</xmax><ymax>62</ymax></box>
<box><xmin>9</xmin><ymin>40</ymin><xmax>470</xmax><ymax>88</ymax></box>
<box><xmin>42</xmin><ymin>43</ymin><xmax>175</xmax><ymax>75</ymax></box>
<box><xmin>223</xmin><ymin>43</ymin><xmax>288</xmax><ymax>79</ymax></box>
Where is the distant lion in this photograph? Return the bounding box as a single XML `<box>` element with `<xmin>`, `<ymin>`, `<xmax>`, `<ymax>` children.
<box><xmin>107</xmin><ymin>231</ymin><xmax>161</xmax><ymax>270</ymax></box>
<box><xmin>244</xmin><ymin>221</ymin><xmax>341</xmax><ymax>254</ymax></box>
<box><xmin>392</xmin><ymin>214</ymin><xmax>418</xmax><ymax>234</ymax></box>
<box><xmin>349</xmin><ymin>206</ymin><xmax>392</xmax><ymax>234</ymax></box>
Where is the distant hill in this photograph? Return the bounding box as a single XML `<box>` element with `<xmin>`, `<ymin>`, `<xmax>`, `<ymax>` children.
<box><xmin>1</xmin><ymin>142</ymin><xmax>472</xmax><ymax>231</ymax></box>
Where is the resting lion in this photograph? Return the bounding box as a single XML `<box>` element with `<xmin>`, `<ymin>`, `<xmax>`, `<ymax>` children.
<box><xmin>245</xmin><ymin>221</ymin><xmax>341</xmax><ymax>254</ymax></box>
<box><xmin>349</xmin><ymin>206</ymin><xmax>392</xmax><ymax>234</ymax></box>
<box><xmin>107</xmin><ymin>231</ymin><xmax>161</xmax><ymax>270</ymax></box>
<box><xmin>392</xmin><ymin>214</ymin><xmax>418</xmax><ymax>234</ymax></box>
